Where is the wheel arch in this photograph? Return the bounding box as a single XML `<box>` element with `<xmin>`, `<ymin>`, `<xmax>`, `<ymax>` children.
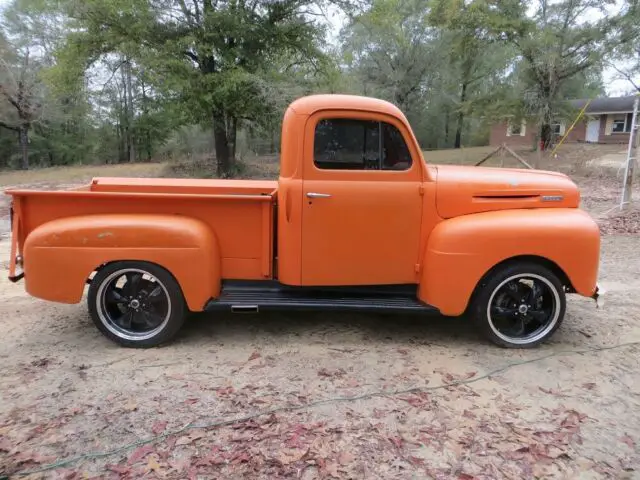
<box><xmin>467</xmin><ymin>254</ymin><xmax>573</xmax><ymax>314</ymax></box>
<box><xmin>475</xmin><ymin>255</ymin><xmax>573</xmax><ymax>294</ymax></box>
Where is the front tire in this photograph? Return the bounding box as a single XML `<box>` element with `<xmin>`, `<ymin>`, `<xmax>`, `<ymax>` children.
<box><xmin>88</xmin><ymin>261</ymin><xmax>186</xmax><ymax>348</ymax></box>
<box><xmin>471</xmin><ymin>262</ymin><xmax>566</xmax><ymax>348</ymax></box>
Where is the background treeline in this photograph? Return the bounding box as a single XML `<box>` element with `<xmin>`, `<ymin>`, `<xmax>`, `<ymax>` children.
<box><xmin>0</xmin><ymin>0</ymin><xmax>638</xmax><ymax>176</ymax></box>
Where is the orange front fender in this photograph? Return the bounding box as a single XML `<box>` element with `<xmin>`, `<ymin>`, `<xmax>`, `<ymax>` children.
<box><xmin>418</xmin><ymin>209</ymin><xmax>600</xmax><ymax>316</ymax></box>
<box><xmin>23</xmin><ymin>214</ymin><xmax>220</xmax><ymax>311</ymax></box>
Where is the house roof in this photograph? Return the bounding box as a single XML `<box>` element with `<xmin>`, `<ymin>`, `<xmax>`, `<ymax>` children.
<box><xmin>570</xmin><ymin>96</ymin><xmax>638</xmax><ymax>113</ymax></box>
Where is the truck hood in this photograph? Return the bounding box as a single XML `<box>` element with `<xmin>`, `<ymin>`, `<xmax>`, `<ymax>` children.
<box><xmin>433</xmin><ymin>164</ymin><xmax>580</xmax><ymax>219</ymax></box>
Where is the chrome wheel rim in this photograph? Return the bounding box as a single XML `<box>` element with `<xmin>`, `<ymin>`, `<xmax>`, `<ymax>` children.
<box><xmin>96</xmin><ymin>268</ymin><xmax>171</xmax><ymax>341</ymax></box>
<box><xmin>487</xmin><ymin>273</ymin><xmax>560</xmax><ymax>345</ymax></box>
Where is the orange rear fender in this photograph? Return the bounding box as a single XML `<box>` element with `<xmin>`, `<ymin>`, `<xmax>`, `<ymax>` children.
<box><xmin>23</xmin><ymin>214</ymin><xmax>221</xmax><ymax>311</ymax></box>
<box><xmin>418</xmin><ymin>209</ymin><xmax>600</xmax><ymax>316</ymax></box>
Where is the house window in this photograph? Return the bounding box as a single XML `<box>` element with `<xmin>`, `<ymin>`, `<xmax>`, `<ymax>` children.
<box><xmin>551</xmin><ymin>122</ymin><xmax>565</xmax><ymax>136</ymax></box>
<box><xmin>612</xmin><ymin>116</ymin><xmax>626</xmax><ymax>133</ymax></box>
<box><xmin>507</xmin><ymin>118</ymin><xmax>526</xmax><ymax>137</ymax></box>
<box><xmin>314</xmin><ymin>119</ymin><xmax>412</xmax><ymax>171</ymax></box>
<box><xmin>611</xmin><ymin>113</ymin><xmax>633</xmax><ymax>133</ymax></box>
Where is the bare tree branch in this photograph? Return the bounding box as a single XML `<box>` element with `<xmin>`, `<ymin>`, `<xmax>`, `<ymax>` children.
<box><xmin>0</xmin><ymin>120</ymin><xmax>19</xmax><ymax>132</ymax></box>
<box><xmin>0</xmin><ymin>83</ymin><xmax>22</xmax><ymax>112</ymax></box>
<box><xmin>607</xmin><ymin>61</ymin><xmax>640</xmax><ymax>92</ymax></box>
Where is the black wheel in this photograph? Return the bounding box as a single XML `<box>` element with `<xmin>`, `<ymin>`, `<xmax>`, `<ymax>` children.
<box><xmin>471</xmin><ymin>262</ymin><xmax>566</xmax><ymax>348</ymax></box>
<box><xmin>88</xmin><ymin>261</ymin><xmax>186</xmax><ymax>348</ymax></box>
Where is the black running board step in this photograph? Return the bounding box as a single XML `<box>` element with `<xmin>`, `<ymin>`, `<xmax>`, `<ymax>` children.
<box><xmin>204</xmin><ymin>285</ymin><xmax>439</xmax><ymax>314</ymax></box>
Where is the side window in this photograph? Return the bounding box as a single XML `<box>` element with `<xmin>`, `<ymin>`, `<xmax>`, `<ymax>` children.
<box><xmin>314</xmin><ymin>118</ymin><xmax>412</xmax><ymax>171</ymax></box>
<box><xmin>382</xmin><ymin>122</ymin><xmax>412</xmax><ymax>170</ymax></box>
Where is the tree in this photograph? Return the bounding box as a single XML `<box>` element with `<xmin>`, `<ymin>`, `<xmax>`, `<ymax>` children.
<box><xmin>0</xmin><ymin>3</ymin><xmax>46</xmax><ymax>169</ymax></box>
<box><xmin>607</xmin><ymin>0</ymin><xmax>640</xmax><ymax>93</ymax></box>
<box><xmin>342</xmin><ymin>0</ymin><xmax>438</xmax><ymax>112</ymax></box>
<box><xmin>487</xmin><ymin>0</ymin><xmax>620</xmax><ymax>150</ymax></box>
<box><xmin>429</xmin><ymin>0</ymin><xmax>514</xmax><ymax>148</ymax></box>
<box><xmin>55</xmin><ymin>0</ymin><xmax>326</xmax><ymax>176</ymax></box>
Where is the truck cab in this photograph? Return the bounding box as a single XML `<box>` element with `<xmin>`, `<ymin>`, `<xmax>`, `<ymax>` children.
<box><xmin>6</xmin><ymin>94</ymin><xmax>601</xmax><ymax>349</ymax></box>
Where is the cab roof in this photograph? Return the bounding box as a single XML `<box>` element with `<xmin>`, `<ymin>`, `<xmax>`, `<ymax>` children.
<box><xmin>288</xmin><ymin>94</ymin><xmax>407</xmax><ymax>120</ymax></box>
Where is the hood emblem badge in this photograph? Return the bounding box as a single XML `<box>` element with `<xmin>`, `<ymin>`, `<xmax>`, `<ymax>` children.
<box><xmin>541</xmin><ymin>195</ymin><xmax>564</xmax><ymax>202</ymax></box>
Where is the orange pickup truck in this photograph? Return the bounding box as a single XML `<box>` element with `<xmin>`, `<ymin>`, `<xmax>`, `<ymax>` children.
<box><xmin>6</xmin><ymin>95</ymin><xmax>601</xmax><ymax>348</ymax></box>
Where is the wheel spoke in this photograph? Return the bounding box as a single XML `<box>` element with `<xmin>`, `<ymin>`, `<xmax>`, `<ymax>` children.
<box><xmin>146</xmin><ymin>285</ymin><xmax>164</xmax><ymax>304</ymax></box>
<box><xmin>527</xmin><ymin>281</ymin><xmax>542</xmax><ymax>306</ymax></box>
<box><xmin>511</xmin><ymin>317</ymin><xmax>526</xmax><ymax>336</ymax></box>
<box><xmin>503</xmin><ymin>281</ymin><xmax>523</xmax><ymax>302</ymax></box>
<box><xmin>491</xmin><ymin>306</ymin><xmax>517</xmax><ymax>319</ymax></box>
<box><xmin>142</xmin><ymin>310</ymin><xmax>164</xmax><ymax>328</ymax></box>
<box><xmin>124</xmin><ymin>273</ymin><xmax>142</xmax><ymax>297</ymax></box>
<box><xmin>116</xmin><ymin>310</ymin><xmax>133</xmax><ymax>329</ymax></box>
<box><xmin>527</xmin><ymin>309</ymin><xmax>548</xmax><ymax>324</ymax></box>
<box><xmin>106</xmin><ymin>288</ymin><xmax>126</xmax><ymax>305</ymax></box>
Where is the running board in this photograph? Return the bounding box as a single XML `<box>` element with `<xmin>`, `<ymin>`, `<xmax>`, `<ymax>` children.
<box><xmin>204</xmin><ymin>282</ymin><xmax>439</xmax><ymax>314</ymax></box>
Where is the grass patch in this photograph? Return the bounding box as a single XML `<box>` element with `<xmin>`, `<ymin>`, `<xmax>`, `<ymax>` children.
<box><xmin>0</xmin><ymin>162</ymin><xmax>165</xmax><ymax>188</ymax></box>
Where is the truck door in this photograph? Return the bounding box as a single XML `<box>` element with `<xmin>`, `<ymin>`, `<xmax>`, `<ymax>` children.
<box><xmin>301</xmin><ymin>112</ymin><xmax>424</xmax><ymax>286</ymax></box>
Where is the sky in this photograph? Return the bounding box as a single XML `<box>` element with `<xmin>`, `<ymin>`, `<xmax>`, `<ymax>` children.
<box><xmin>0</xmin><ymin>0</ymin><xmax>636</xmax><ymax>96</ymax></box>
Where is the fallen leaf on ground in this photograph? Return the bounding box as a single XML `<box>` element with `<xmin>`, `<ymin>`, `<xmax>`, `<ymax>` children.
<box><xmin>145</xmin><ymin>455</ymin><xmax>164</xmax><ymax>475</ymax></box>
<box><xmin>389</xmin><ymin>436</ymin><xmax>403</xmax><ymax>449</ymax></box>
<box><xmin>278</xmin><ymin>448</ymin><xmax>307</xmax><ymax>465</ymax></box>
<box><xmin>0</xmin><ymin>437</ymin><xmax>12</xmax><ymax>452</ymax></box>
<box><xmin>107</xmin><ymin>464</ymin><xmax>131</xmax><ymax>475</ymax></box>
<box><xmin>325</xmin><ymin>460</ymin><xmax>340</xmax><ymax>478</ymax></box>
<box><xmin>248</xmin><ymin>351</ymin><xmax>261</xmax><ymax>361</ymax></box>
<box><xmin>317</xmin><ymin>368</ymin><xmax>346</xmax><ymax>378</ymax></box>
<box><xmin>338</xmin><ymin>451</ymin><xmax>354</xmax><ymax>465</ymax></box>
<box><xmin>151</xmin><ymin>421</ymin><xmax>168</xmax><ymax>435</ymax></box>
<box><xmin>620</xmin><ymin>435</ymin><xmax>636</xmax><ymax>449</ymax></box>
<box><xmin>31</xmin><ymin>358</ymin><xmax>50</xmax><ymax>368</ymax></box>
<box><xmin>230</xmin><ymin>451</ymin><xmax>250</xmax><ymax>464</ymax></box>
<box><xmin>175</xmin><ymin>431</ymin><xmax>204</xmax><ymax>446</ymax></box>
<box><xmin>539</xmin><ymin>387</ymin><xmax>569</xmax><ymax>397</ymax></box>
<box><xmin>128</xmin><ymin>444</ymin><xmax>154</xmax><ymax>464</ymax></box>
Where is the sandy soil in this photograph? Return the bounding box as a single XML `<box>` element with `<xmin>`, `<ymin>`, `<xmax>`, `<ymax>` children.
<box><xmin>1</xmin><ymin>148</ymin><xmax>640</xmax><ymax>479</ymax></box>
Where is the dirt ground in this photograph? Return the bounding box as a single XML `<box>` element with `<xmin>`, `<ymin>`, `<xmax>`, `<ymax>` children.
<box><xmin>1</xmin><ymin>146</ymin><xmax>640</xmax><ymax>479</ymax></box>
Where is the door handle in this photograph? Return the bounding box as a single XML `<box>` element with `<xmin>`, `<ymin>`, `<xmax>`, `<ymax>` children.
<box><xmin>306</xmin><ymin>192</ymin><xmax>332</xmax><ymax>199</ymax></box>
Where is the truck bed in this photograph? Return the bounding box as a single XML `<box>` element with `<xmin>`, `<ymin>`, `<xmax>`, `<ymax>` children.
<box><xmin>8</xmin><ymin>177</ymin><xmax>278</xmax><ymax>281</ymax></box>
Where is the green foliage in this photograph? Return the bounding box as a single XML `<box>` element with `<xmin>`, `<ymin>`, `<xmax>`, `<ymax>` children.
<box><xmin>0</xmin><ymin>0</ymin><xmax>632</xmax><ymax>170</ymax></box>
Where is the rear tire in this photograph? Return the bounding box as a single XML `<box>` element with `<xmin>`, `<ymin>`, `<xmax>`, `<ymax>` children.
<box><xmin>471</xmin><ymin>262</ymin><xmax>566</xmax><ymax>348</ymax></box>
<box><xmin>88</xmin><ymin>261</ymin><xmax>186</xmax><ymax>348</ymax></box>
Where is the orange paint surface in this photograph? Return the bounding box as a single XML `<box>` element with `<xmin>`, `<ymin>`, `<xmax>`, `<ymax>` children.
<box><xmin>6</xmin><ymin>94</ymin><xmax>600</xmax><ymax>314</ymax></box>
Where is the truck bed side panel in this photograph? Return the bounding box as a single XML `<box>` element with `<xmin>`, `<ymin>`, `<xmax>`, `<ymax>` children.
<box><xmin>13</xmin><ymin>190</ymin><xmax>274</xmax><ymax>281</ymax></box>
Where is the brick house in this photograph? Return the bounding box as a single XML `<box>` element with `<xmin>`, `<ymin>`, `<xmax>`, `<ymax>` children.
<box><xmin>490</xmin><ymin>96</ymin><xmax>637</xmax><ymax>147</ymax></box>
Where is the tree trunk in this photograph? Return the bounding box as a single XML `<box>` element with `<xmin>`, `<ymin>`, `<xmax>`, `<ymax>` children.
<box><xmin>454</xmin><ymin>82</ymin><xmax>468</xmax><ymax>149</ymax></box>
<box><xmin>125</xmin><ymin>60</ymin><xmax>136</xmax><ymax>163</ymax></box>
<box><xmin>444</xmin><ymin>109</ymin><xmax>450</xmax><ymax>146</ymax></box>
<box><xmin>141</xmin><ymin>81</ymin><xmax>152</xmax><ymax>161</ymax></box>
<box><xmin>213</xmin><ymin>115</ymin><xmax>231</xmax><ymax>177</ymax></box>
<box><xmin>228</xmin><ymin>116</ymin><xmax>237</xmax><ymax>161</ymax></box>
<box><xmin>19</xmin><ymin>125</ymin><xmax>29</xmax><ymax>170</ymax></box>
<box><xmin>212</xmin><ymin>113</ymin><xmax>239</xmax><ymax>177</ymax></box>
